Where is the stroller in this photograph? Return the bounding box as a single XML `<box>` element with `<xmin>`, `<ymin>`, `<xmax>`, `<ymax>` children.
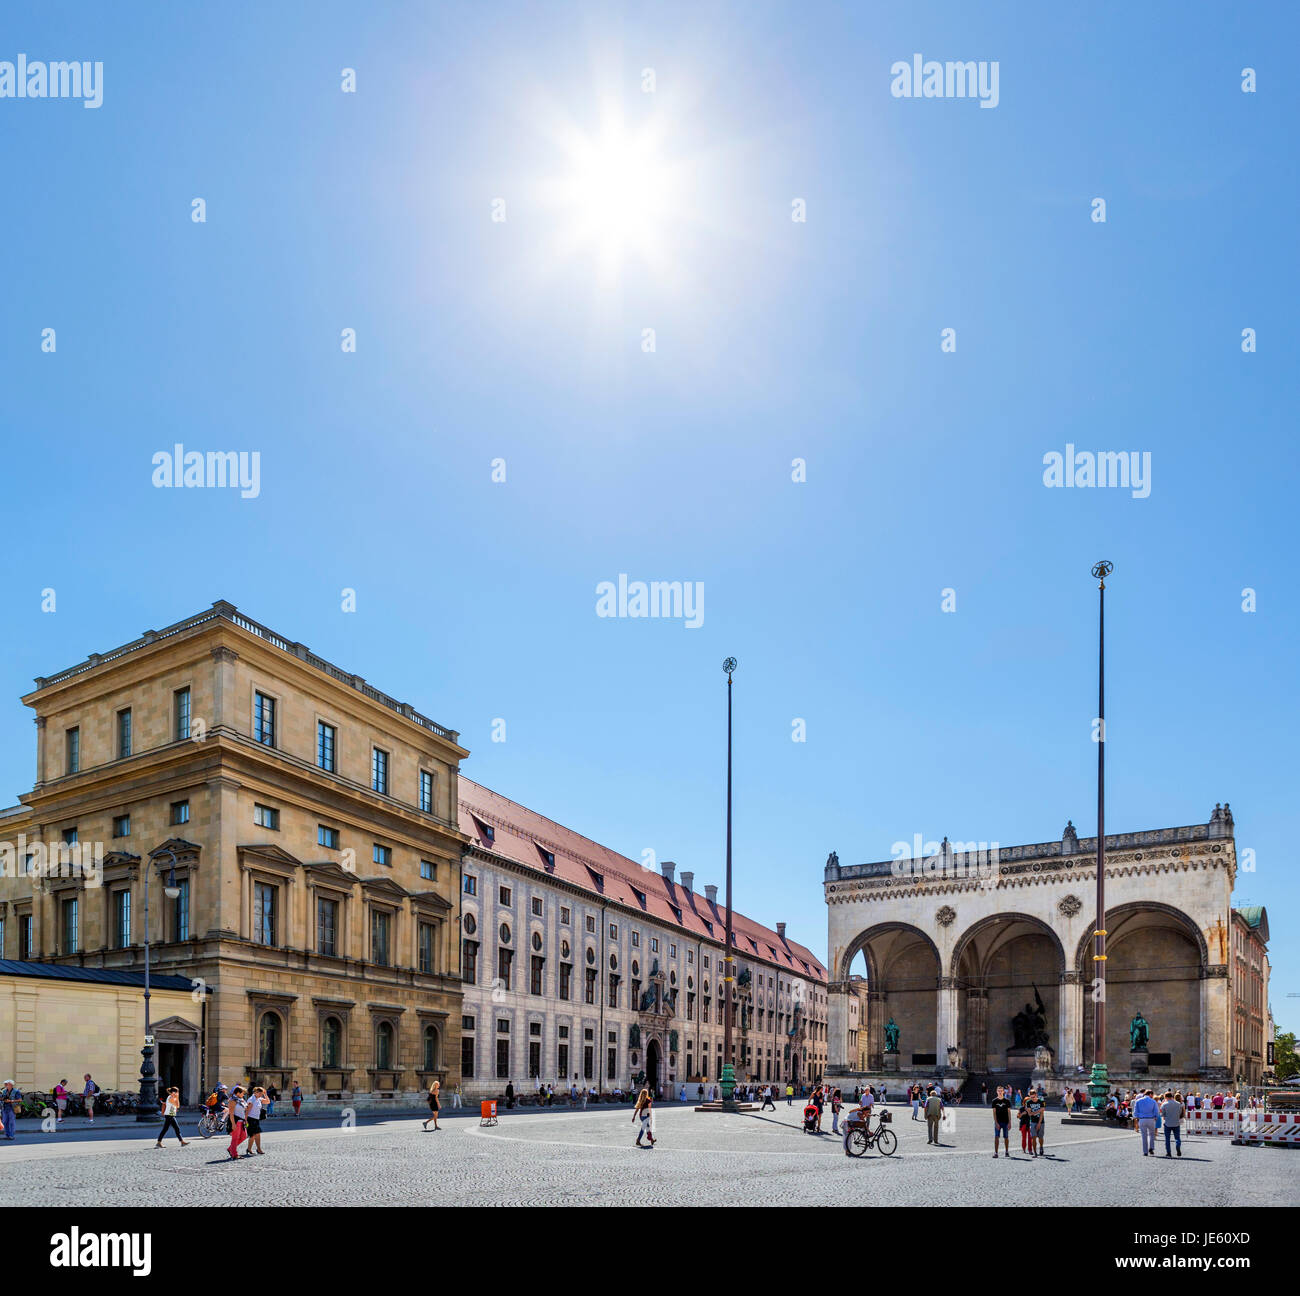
<box><xmin>802</xmin><ymin>1103</ymin><xmax>820</xmax><ymax>1134</ymax></box>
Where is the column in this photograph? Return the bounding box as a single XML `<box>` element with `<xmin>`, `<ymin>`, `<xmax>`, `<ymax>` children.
<box><xmin>966</xmin><ymin>987</ymin><xmax>988</xmax><ymax>1071</ymax></box>
<box><xmin>936</xmin><ymin>976</ymin><xmax>959</xmax><ymax>1067</ymax></box>
<box><xmin>826</xmin><ymin>981</ymin><xmax>851</xmax><ymax>1071</ymax></box>
<box><xmin>866</xmin><ymin>990</ymin><xmax>884</xmax><ymax>1069</ymax></box>
<box><xmin>1058</xmin><ymin>972</ymin><xmax>1082</xmax><ymax>1070</ymax></box>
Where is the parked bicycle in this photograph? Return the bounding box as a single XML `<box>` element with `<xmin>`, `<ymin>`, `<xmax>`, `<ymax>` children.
<box><xmin>196</xmin><ymin>1107</ymin><xmax>230</xmax><ymax>1138</ymax></box>
<box><xmin>844</xmin><ymin>1108</ymin><xmax>897</xmax><ymax>1157</ymax></box>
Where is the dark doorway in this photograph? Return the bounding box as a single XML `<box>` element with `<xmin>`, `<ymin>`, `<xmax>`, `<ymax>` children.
<box><xmin>645</xmin><ymin>1038</ymin><xmax>660</xmax><ymax>1095</ymax></box>
<box><xmin>158</xmin><ymin>1043</ymin><xmax>187</xmax><ymax>1103</ymax></box>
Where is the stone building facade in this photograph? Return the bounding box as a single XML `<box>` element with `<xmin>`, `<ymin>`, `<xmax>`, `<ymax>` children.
<box><xmin>1230</xmin><ymin>906</ymin><xmax>1270</xmax><ymax>1088</ymax></box>
<box><xmin>457</xmin><ymin>779</ymin><xmax>827</xmax><ymax>1101</ymax></box>
<box><xmin>824</xmin><ymin>807</ymin><xmax>1259</xmax><ymax>1094</ymax></box>
<box><xmin>0</xmin><ymin>602</ymin><xmax>468</xmax><ymax>1110</ymax></box>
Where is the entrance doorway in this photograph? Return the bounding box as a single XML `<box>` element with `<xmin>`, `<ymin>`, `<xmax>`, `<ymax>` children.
<box><xmin>158</xmin><ymin>1043</ymin><xmax>187</xmax><ymax>1103</ymax></box>
<box><xmin>645</xmin><ymin>1038</ymin><xmax>661</xmax><ymax>1095</ymax></box>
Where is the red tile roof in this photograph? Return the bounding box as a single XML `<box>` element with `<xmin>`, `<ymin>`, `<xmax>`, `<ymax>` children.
<box><xmin>457</xmin><ymin>777</ymin><xmax>826</xmax><ymax>982</ymax></box>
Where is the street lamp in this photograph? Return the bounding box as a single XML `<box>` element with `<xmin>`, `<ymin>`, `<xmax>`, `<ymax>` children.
<box><xmin>136</xmin><ymin>847</ymin><xmax>181</xmax><ymax>1120</ymax></box>
<box><xmin>720</xmin><ymin>657</ymin><xmax>738</xmax><ymax>1110</ymax></box>
<box><xmin>1087</xmin><ymin>561</ymin><xmax>1113</xmax><ymax>1111</ymax></box>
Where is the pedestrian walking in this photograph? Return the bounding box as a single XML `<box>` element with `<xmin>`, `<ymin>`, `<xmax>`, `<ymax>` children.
<box><xmin>82</xmin><ymin>1073</ymin><xmax>99</xmax><ymax>1123</ymax></box>
<box><xmin>1</xmin><ymin>1080</ymin><xmax>22</xmax><ymax>1140</ymax></box>
<box><xmin>1160</xmin><ymin>1091</ymin><xmax>1184</xmax><ymax>1158</ymax></box>
<box><xmin>633</xmin><ymin>1088</ymin><xmax>656</xmax><ymax>1148</ymax></box>
<box><xmin>265</xmin><ymin>1084</ymin><xmax>278</xmax><ymax>1118</ymax></box>
<box><xmin>830</xmin><ymin>1088</ymin><xmax>843</xmax><ymax>1135</ymax></box>
<box><xmin>811</xmin><ymin>1085</ymin><xmax>825</xmax><ymax>1132</ymax></box>
<box><xmin>155</xmin><ymin>1086</ymin><xmax>188</xmax><ymax>1148</ymax></box>
<box><xmin>761</xmin><ymin>1085</ymin><xmax>776</xmax><ymax>1111</ymax></box>
<box><xmin>991</xmin><ymin>1085</ymin><xmax>1012</xmax><ymax>1158</ymax></box>
<box><xmin>785</xmin><ymin>1083</ymin><xmax>793</xmax><ymax>1106</ymax></box>
<box><xmin>924</xmin><ymin>1087</ymin><xmax>944</xmax><ymax>1145</ymax></box>
<box><xmin>1018</xmin><ymin>1095</ymin><xmax>1033</xmax><ymax>1152</ymax></box>
<box><xmin>1133</xmin><ymin>1089</ymin><xmax>1160</xmax><ymax>1156</ymax></box>
<box><xmin>291</xmin><ymin>1080</ymin><xmax>302</xmax><ymax>1117</ymax></box>
<box><xmin>505</xmin><ymin>1079</ymin><xmax>515</xmax><ymax>1110</ymax></box>
<box><xmin>1025</xmin><ymin>1087</ymin><xmax>1045</xmax><ymax>1157</ymax></box>
<box><xmin>423</xmin><ymin>1079</ymin><xmax>441</xmax><ymax>1131</ymax></box>
<box><xmin>911</xmin><ymin>1085</ymin><xmax>921</xmax><ymax>1121</ymax></box>
<box><xmin>244</xmin><ymin>1087</ymin><xmax>266</xmax><ymax>1156</ymax></box>
<box><xmin>226</xmin><ymin>1086</ymin><xmax>249</xmax><ymax>1161</ymax></box>
<box><xmin>980</xmin><ymin>1082</ymin><xmax>988</xmax><ymax>1106</ymax></box>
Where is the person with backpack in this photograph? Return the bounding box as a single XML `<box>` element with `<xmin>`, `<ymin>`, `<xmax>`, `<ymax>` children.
<box><xmin>155</xmin><ymin>1086</ymin><xmax>188</xmax><ymax>1148</ymax></box>
<box><xmin>82</xmin><ymin>1074</ymin><xmax>99</xmax><ymax>1124</ymax></box>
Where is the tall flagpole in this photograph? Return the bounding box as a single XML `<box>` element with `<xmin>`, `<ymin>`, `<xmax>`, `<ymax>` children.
<box><xmin>1088</xmin><ymin>561</ymin><xmax>1113</xmax><ymax>1110</ymax></box>
<box><xmin>720</xmin><ymin>656</ymin><xmax>738</xmax><ymax>1109</ymax></box>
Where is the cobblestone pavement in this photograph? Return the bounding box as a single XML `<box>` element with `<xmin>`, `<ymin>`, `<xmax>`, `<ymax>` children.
<box><xmin>0</xmin><ymin>1104</ymin><xmax>1288</xmax><ymax>1206</ymax></box>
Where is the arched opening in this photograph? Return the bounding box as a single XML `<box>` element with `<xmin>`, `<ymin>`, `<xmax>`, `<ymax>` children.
<box><xmin>257</xmin><ymin>1012</ymin><xmax>281</xmax><ymax>1068</ymax></box>
<box><xmin>645</xmin><ymin>1038</ymin><xmax>661</xmax><ymax>1095</ymax></box>
<box><xmin>841</xmin><ymin>923</ymin><xmax>941</xmax><ymax>1069</ymax></box>
<box><xmin>375</xmin><ymin>1021</ymin><xmax>395</xmax><ymax>1069</ymax></box>
<box><xmin>321</xmin><ymin>1016</ymin><xmax>342</xmax><ymax>1068</ymax></box>
<box><xmin>423</xmin><ymin>1024</ymin><xmax>440</xmax><ymax>1071</ymax></box>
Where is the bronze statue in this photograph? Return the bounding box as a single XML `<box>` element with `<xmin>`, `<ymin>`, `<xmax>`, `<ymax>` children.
<box><xmin>883</xmin><ymin>1017</ymin><xmax>900</xmax><ymax>1053</ymax></box>
<box><xmin>1011</xmin><ymin>985</ymin><xmax>1050</xmax><ymax>1049</ymax></box>
<box><xmin>1130</xmin><ymin>1011</ymin><xmax>1149</xmax><ymax>1051</ymax></box>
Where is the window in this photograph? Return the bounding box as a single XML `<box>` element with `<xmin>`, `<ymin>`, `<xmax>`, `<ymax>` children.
<box><xmin>173</xmin><ymin>879</ymin><xmax>189</xmax><ymax>941</ymax></box>
<box><xmin>608</xmin><ymin>976</ymin><xmax>619</xmax><ymax>1009</ymax></box>
<box><xmin>609</xmin><ymin>922</ymin><xmax>618</xmax><ymax>939</ymax></box>
<box><xmin>558</xmin><ymin>1042</ymin><xmax>569</xmax><ymax>1079</ymax></box>
<box><xmin>258</xmin><ymin>1012</ymin><xmax>281</xmax><ymax>1067</ymax></box>
<box><xmin>371</xmin><ymin>747</ymin><xmax>389</xmax><ymax>794</ymax></box>
<box><xmin>499</xmin><ymin>886</ymin><xmax>511</xmax><ymax>906</ymax></box>
<box><xmin>670</xmin><ymin>943</ymin><xmax>677</xmax><ymax>958</ymax></box>
<box><xmin>18</xmin><ymin>914</ymin><xmax>32</xmax><ymax>960</ymax></box>
<box><xmin>559</xmin><ymin>962</ymin><xmax>572</xmax><ymax>1001</ymax></box>
<box><xmin>61</xmin><ymin>898</ymin><xmax>78</xmax><ymax>951</ymax></box>
<box><xmin>461</xmin><ymin>1036</ymin><xmax>475</xmax><ymax>1077</ymax></box>
<box><xmin>419</xmin><ymin>769</ymin><xmax>434</xmax><ymax>813</ymax></box>
<box><xmin>583</xmin><ymin>1045</ymin><xmax>593</xmax><ymax>1080</ymax></box>
<box><xmin>496</xmin><ymin>1039</ymin><xmax>510</xmax><ymax>1079</ymax></box>
<box><xmin>420</xmin><ymin>860</ymin><xmax>435</xmax><ymax>881</ymax></box>
<box><xmin>462</xmin><ymin>1014</ymin><xmax>475</xmax><ymax>1032</ymax></box>
<box><xmin>318</xmin><ymin>825</ymin><xmax>339</xmax><ymax>850</ymax></box>
<box><xmin>560</xmin><ymin>906</ymin><xmax>570</xmax><ymax>925</ymax></box>
<box><xmin>607</xmin><ymin>1047</ymin><xmax>617</xmax><ymax>1081</ymax></box>
<box><xmin>317</xmin><ymin>721</ymin><xmax>336</xmax><ymax>771</ymax></box>
<box><xmin>530</xmin><ymin>955</ymin><xmax>544</xmax><ymax>995</ymax></box>
<box><xmin>419</xmin><ymin>922</ymin><xmax>435</xmax><ymax>973</ymax></box>
<box><xmin>322</xmin><ymin>1016</ymin><xmax>342</xmax><ymax>1067</ymax></box>
<box><xmin>529</xmin><ymin>1040</ymin><xmax>541</xmax><ymax>1078</ymax></box>
<box><xmin>462</xmin><ymin>939</ymin><xmax>479</xmax><ymax>983</ymax></box>
<box><xmin>174</xmin><ymin>687</ymin><xmax>191</xmax><ymax>742</ymax></box>
<box><xmin>373</xmin><ymin>844</ymin><xmax>392</xmax><ymax>867</ymax></box>
<box><xmin>497</xmin><ymin>1018</ymin><xmax>509</xmax><ymax>1033</ymax></box>
<box><xmin>113</xmin><ymin>890</ymin><xmax>131</xmax><ymax>947</ymax></box>
<box><xmin>65</xmin><ymin>727</ymin><xmax>80</xmax><ymax>774</ymax></box>
<box><xmin>254</xmin><ymin>803</ymin><xmax>278</xmax><ymax>830</ymax></box>
<box><xmin>531</xmin><ymin>897</ymin><xmax>543</xmax><ymax>917</ymax></box>
<box><xmin>117</xmin><ymin>709</ymin><xmax>132</xmax><ymax>759</ymax></box>
<box><xmin>464</xmin><ymin>875</ymin><xmax>477</xmax><ymax>896</ymax></box>
<box><xmin>170</xmin><ymin>800</ymin><xmax>190</xmax><ymax>826</ymax></box>
<box><xmin>497</xmin><ymin>948</ymin><xmax>513</xmax><ymax>990</ymax></box>
<box><xmin>112</xmin><ymin>814</ymin><xmax>131</xmax><ymax>838</ymax></box>
<box><xmin>317</xmin><ymin>897</ymin><xmax>339</xmax><ymax>956</ymax></box>
<box><xmin>584</xmin><ymin>967</ymin><xmax>597</xmax><ymax>1005</ymax></box>
<box><xmin>253</xmin><ymin>882</ymin><xmax>276</xmax><ymax>945</ymax></box>
<box><xmin>424</xmin><ymin>1025</ymin><xmax>440</xmax><ymax>1070</ymax></box>
<box><xmin>371</xmin><ymin>911</ymin><xmax>391</xmax><ymax>966</ymax></box>
<box><xmin>254</xmin><ymin>692</ymin><xmax>276</xmax><ymax>747</ymax></box>
<box><xmin>585</xmin><ymin>915</ymin><xmax>596</xmax><ymax>933</ymax></box>
<box><xmin>651</xmin><ymin>937</ymin><xmax>659</xmax><ymax>953</ymax></box>
<box><xmin>632</xmin><ymin>931</ymin><xmax>640</xmax><ymax>947</ymax></box>
<box><xmin>375</xmin><ymin>1021</ymin><xmax>394</xmax><ymax>1069</ymax></box>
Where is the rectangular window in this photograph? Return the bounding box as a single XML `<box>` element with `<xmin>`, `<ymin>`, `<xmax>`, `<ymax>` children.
<box><xmin>559</xmin><ymin>963</ymin><xmax>572</xmax><ymax>1001</ymax></box>
<box><xmin>419</xmin><ymin>922</ymin><xmax>434</xmax><ymax>974</ymax></box>
<box><xmin>632</xmin><ymin>931</ymin><xmax>640</xmax><ymax>947</ymax></box>
<box><xmin>65</xmin><ymin>727</ymin><xmax>80</xmax><ymax>774</ymax></box>
<box><xmin>651</xmin><ymin>937</ymin><xmax>659</xmax><ymax>953</ymax></box>
<box><xmin>530</xmin><ymin>955</ymin><xmax>544</xmax><ymax>995</ymax></box>
<box><xmin>117</xmin><ymin>709</ymin><xmax>132</xmax><ymax>759</ymax></box>
<box><xmin>317</xmin><ymin>721</ymin><xmax>336</xmax><ymax>772</ymax></box>
<box><xmin>585</xmin><ymin>915</ymin><xmax>596</xmax><ymax>933</ymax></box>
<box><xmin>609</xmin><ymin>922</ymin><xmax>617</xmax><ymax>939</ymax></box>
<box><xmin>174</xmin><ymin>879</ymin><xmax>189</xmax><ymax>942</ymax></box>
<box><xmin>420</xmin><ymin>859</ymin><xmax>435</xmax><ymax>881</ymax></box>
<box><xmin>462</xmin><ymin>939</ymin><xmax>479</xmax><ymax>983</ymax></box>
<box><xmin>560</xmin><ymin>906</ymin><xmax>570</xmax><ymax>925</ymax></box>
<box><xmin>317</xmin><ymin>897</ymin><xmax>338</xmax><ymax>957</ymax></box>
<box><xmin>253</xmin><ymin>692</ymin><xmax>276</xmax><ymax>747</ymax></box>
<box><xmin>461</xmin><ymin>1036</ymin><xmax>475</xmax><ymax>1077</ymax></box>
<box><xmin>253</xmin><ymin>803</ymin><xmax>278</xmax><ymax>830</ymax></box>
<box><xmin>174</xmin><ymin>687</ymin><xmax>191</xmax><ymax>742</ymax></box>
<box><xmin>464</xmin><ymin>875</ymin><xmax>477</xmax><ymax>896</ymax></box>
<box><xmin>253</xmin><ymin>882</ymin><xmax>276</xmax><ymax>945</ymax></box>
<box><xmin>419</xmin><ymin>769</ymin><xmax>434</xmax><ymax>813</ymax></box>
<box><xmin>583</xmin><ymin>1046</ymin><xmax>593</xmax><ymax>1080</ymax></box>
<box><xmin>462</xmin><ymin>1015</ymin><xmax>475</xmax><ymax>1032</ymax></box>
<box><xmin>584</xmin><ymin>968</ymin><xmax>597</xmax><ymax>1005</ymax></box>
<box><xmin>170</xmin><ymin>800</ymin><xmax>190</xmax><ymax>826</ymax></box>
<box><xmin>558</xmin><ymin>1043</ymin><xmax>569</xmax><ymax>1079</ymax></box>
<box><xmin>371</xmin><ymin>910</ymin><xmax>391</xmax><ymax>966</ymax></box>
<box><xmin>607</xmin><ymin>1048</ymin><xmax>617</xmax><ymax>1081</ymax></box>
<box><xmin>371</xmin><ymin>747</ymin><xmax>389</xmax><ymax>794</ymax></box>
<box><xmin>531</xmin><ymin>897</ymin><xmax>543</xmax><ymax>917</ymax></box>
<box><xmin>318</xmin><ymin>825</ymin><xmax>339</xmax><ymax>850</ymax></box>
<box><xmin>496</xmin><ymin>1039</ymin><xmax>510</xmax><ymax>1079</ymax></box>
<box><xmin>608</xmin><ymin>977</ymin><xmax>619</xmax><ymax>1009</ymax></box>
<box><xmin>529</xmin><ymin>1041</ymin><xmax>541</xmax><ymax>1078</ymax></box>
<box><xmin>498</xmin><ymin>948</ymin><xmax>513</xmax><ymax>990</ymax></box>
<box><xmin>112</xmin><ymin>814</ymin><xmax>131</xmax><ymax>838</ymax></box>
<box><xmin>499</xmin><ymin>886</ymin><xmax>511</xmax><ymax>906</ymax></box>
<box><xmin>114</xmin><ymin>890</ymin><xmax>131</xmax><ymax>947</ymax></box>
<box><xmin>62</xmin><ymin>897</ymin><xmax>79</xmax><ymax>952</ymax></box>
<box><xmin>670</xmin><ymin>943</ymin><xmax>677</xmax><ymax>957</ymax></box>
<box><xmin>373</xmin><ymin>844</ymin><xmax>392</xmax><ymax>867</ymax></box>
<box><xmin>19</xmin><ymin>914</ymin><xmax>32</xmax><ymax>960</ymax></box>
<box><xmin>62</xmin><ymin>827</ymin><xmax>78</xmax><ymax>846</ymax></box>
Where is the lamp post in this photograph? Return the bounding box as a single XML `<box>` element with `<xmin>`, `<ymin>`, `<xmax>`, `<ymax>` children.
<box><xmin>720</xmin><ymin>657</ymin><xmax>738</xmax><ymax>1110</ymax></box>
<box><xmin>137</xmin><ymin>848</ymin><xmax>182</xmax><ymax>1120</ymax></box>
<box><xmin>1087</xmin><ymin>561</ymin><xmax>1113</xmax><ymax>1111</ymax></box>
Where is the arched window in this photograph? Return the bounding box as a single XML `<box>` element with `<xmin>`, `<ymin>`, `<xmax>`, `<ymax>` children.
<box><xmin>258</xmin><ymin>1012</ymin><xmax>281</xmax><ymax>1068</ymax></box>
<box><xmin>376</xmin><ymin>1020</ymin><xmax>394</xmax><ymax>1069</ymax></box>
<box><xmin>322</xmin><ymin>1016</ymin><xmax>342</xmax><ymax>1068</ymax></box>
<box><xmin>423</xmin><ymin>1024</ymin><xmax>440</xmax><ymax>1071</ymax></box>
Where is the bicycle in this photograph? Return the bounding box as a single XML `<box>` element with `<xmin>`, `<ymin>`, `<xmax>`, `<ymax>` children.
<box><xmin>196</xmin><ymin>1107</ymin><xmax>230</xmax><ymax>1138</ymax></box>
<box><xmin>845</xmin><ymin>1108</ymin><xmax>897</xmax><ymax>1157</ymax></box>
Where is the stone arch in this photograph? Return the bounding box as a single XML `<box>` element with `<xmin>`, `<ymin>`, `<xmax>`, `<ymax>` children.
<box><xmin>1073</xmin><ymin>900</ymin><xmax>1209</xmax><ymax>975</ymax></box>
<box><xmin>951</xmin><ymin>912</ymin><xmax>1067</xmax><ymax>982</ymax></box>
<box><xmin>837</xmin><ymin>921</ymin><xmax>942</xmax><ymax>984</ymax></box>
<box><xmin>838</xmin><ymin>922</ymin><xmax>942</xmax><ymax>1070</ymax></box>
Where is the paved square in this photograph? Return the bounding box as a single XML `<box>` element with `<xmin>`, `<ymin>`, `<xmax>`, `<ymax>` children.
<box><xmin>0</xmin><ymin>1103</ymin><xmax>1288</xmax><ymax>1206</ymax></box>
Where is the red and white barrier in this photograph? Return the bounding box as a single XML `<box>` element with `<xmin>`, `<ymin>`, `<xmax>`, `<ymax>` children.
<box><xmin>1184</xmin><ymin>1109</ymin><xmax>1241</xmax><ymax>1136</ymax></box>
<box><xmin>1233</xmin><ymin>1111</ymin><xmax>1300</xmax><ymax>1146</ymax></box>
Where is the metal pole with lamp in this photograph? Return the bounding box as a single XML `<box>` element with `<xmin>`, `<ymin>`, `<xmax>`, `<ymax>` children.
<box><xmin>1087</xmin><ymin>561</ymin><xmax>1113</xmax><ymax>1111</ymax></box>
<box><xmin>137</xmin><ymin>847</ymin><xmax>181</xmax><ymax>1120</ymax></box>
<box><xmin>720</xmin><ymin>657</ymin><xmax>738</xmax><ymax>1110</ymax></box>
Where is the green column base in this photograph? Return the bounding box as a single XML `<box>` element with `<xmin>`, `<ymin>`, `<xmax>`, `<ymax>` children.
<box><xmin>720</xmin><ymin>1063</ymin><xmax>736</xmax><ymax>1103</ymax></box>
<box><xmin>1087</xmin><ymin>1063</ymin><xmax>1110</xmax><ymax>1111</ymax></box>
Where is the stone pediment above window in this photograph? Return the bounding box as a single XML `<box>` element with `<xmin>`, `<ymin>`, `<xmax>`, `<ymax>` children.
<box><xmin>237</xmin><ymin>843</ymin><xmax>302</xmax><ymax>875</ymax></box>
<box><xmin>303</xmin><ymin>861</ymin><xmax>360</xmax><ymax>889</ymax></box>
<box><xmin>359</xmin><ymin>875</ymin><xmax>411</xmax><ymax>900</ymax></box>
<box><xmin>409</xmin><ymin>889</ymin><xmax>452</xmax><ymax>913</ymax></box>
<box><xmin>100</xmin><ymin>851</ymin><xmax>142</xmax><ymax>877</ymax></box>
<box><xmin>150</xmin><ymin>838</ymin><xmax>202</xmax><ymax>863</ymax></box>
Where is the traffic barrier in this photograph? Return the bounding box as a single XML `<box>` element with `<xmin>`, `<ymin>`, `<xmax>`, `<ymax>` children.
<box><xmin>1184</xmin><ymin>1109</ymin><xmax>1240</xmax><ymax>1136</ymax></box>
<box><xmin>1233</xmin><ymin>1111</ymin><xmax>1300</xmax><ymax>1146</ymax></box>
<box><xmin>479</xmin><ymin>1099</ymin><xmax>497</xmax><ymax>1126</ymax></box>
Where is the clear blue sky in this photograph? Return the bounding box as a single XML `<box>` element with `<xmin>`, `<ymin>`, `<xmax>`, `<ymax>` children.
<box><xmin>2</xmin><ymin>3</ymin><xmax>1295</xmax><ymax>1031</ymax></box>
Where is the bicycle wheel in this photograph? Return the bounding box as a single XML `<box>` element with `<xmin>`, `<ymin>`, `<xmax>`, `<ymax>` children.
<box><xmin>197</xmin><ymin>1115</ymin><xmax>214</xmax><ymax>1138</ymax></box>
<box><xmin>846</xmin><ymin>1127</ymin><xmax>869</xmax><ymax>1157</ymax></box>
<box><xmin>875</xmin><ymin>1127</ymin><xmax>897</xmax><ymax>1156</ymax></box>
